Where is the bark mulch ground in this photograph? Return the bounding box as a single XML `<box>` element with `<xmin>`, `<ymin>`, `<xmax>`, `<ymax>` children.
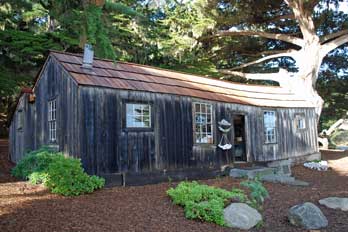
<box><xmin>0</xmin><ymin>140</ymin><xmax>347</xmax><ymax>232</ymax></box>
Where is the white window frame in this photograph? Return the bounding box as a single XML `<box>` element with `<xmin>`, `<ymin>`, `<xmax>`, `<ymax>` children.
<box><xmin>295</xmin><ymin>114</ymin><xmax>306</xmax><ymax>130</ymax></box>
<box><xmin>263</xmin><ymin>111</ymin><xmax>277</xmax><ymax>144</ymax></box>
<box><xmin>193</xmin><ymin>102</ymin><xmax>214</xmax><ymax>144</ymax></box>
<box><xmin>48</xmin><ymin>99</ymin><xmax>57</xmax><ymax>142</ymax></box>
<box><xmin>125</xmin><ymin>103</ymin><xmax>152</xmax><ymax>128</ymax></box>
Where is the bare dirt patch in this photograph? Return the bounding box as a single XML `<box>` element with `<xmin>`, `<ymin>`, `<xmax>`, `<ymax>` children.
<box><xmin>1</xmin><ymin>142</ymin><xmax>347</xmax><ymax>232</ymax></box>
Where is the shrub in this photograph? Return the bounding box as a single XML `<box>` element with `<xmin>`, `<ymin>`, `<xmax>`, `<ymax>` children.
<box><xmin>167</xmin><ymin>181</ymin><xmax>247</xmax><ymax>226</ymax></box>
<box><xmin>12</xmin><ymin>148</ymin><xmax>105</xmax><ymax>196</ymax></box>
<box><xmin>240</xmin><ymin>179</ymin><xmax>269</xmax><ymax>209</ymax></box>
<box><xmin>185</xmin><ymin>198</ymin><xmax>226</xmax><ymax>226</ymax></box>
<box><xmin>45</xmin><ymin>155</ymin><xmax>105</xmax><ymax>196</ymax></box>
<box><xmin>11</xmin><ymin>147</ymin><xmax>60</xmax><ymax>179</ymax></box>
<box><xmin>28</xmin><ymin>171</ymin><xmax>49</xmax><ymax>184</ymax></box>
<box><xmin>167</xmin><ymin>181</ymin><xmax>235</xmax><ymax>206</ymax></box>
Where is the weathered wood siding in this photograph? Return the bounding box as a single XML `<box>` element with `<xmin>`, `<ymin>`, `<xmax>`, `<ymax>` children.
<box><xmin>9</xmin><ymin>57</ymin><xmax>80</xmax><ymax>162</ymax></box>
<box><xmin>10</xmin><ymin>56</ymin><xmax>319</xmax><ymax>175</ymax></box>
<box><xmin>79</xmin><ymin>86</ymin><xmax>318</xmax><ymax>175</ymax></box>
<box><xmin>9</xmin><ymin>93</ymin><xmax>36</xmax><ymax>163</ymax></box>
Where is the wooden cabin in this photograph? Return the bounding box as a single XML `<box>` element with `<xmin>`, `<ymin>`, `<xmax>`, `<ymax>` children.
<box><xmin>9</xmin><ymin>49</ymin><xmax>320</xmax><ymax>185</ymax></box>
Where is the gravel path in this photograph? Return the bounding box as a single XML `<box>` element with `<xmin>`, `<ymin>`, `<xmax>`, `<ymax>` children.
<box><xmin>0</xmin><ymin>140</ymin><xmax>347</xmax><ymax>232</ymax></box>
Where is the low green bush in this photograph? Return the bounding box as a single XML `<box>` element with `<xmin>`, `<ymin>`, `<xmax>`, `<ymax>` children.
<box><xmin>167</xmin><ymin>180</ymin><xmax>268</xmax><ymax>226</ymax></box>
<box><xmin>11</xmin><ymin>147</ymin><xmax>60</xmax><ymax>179</ymax></box>
<box><xmin>45</xmin><ymin>155</ymin><xmax>105</xmax><ymax>196</ymax></box>
<box><xmin>167</xmin><ymin>181</ymin><xmax>235</xmax><ymax>206</ymax></box>
<box><xmin>185</xmin><ymin>198</ymin><xmax>226</xmax><ymax>225</ymax></box>
<box><xmin>28</xmin><ymin>171</ymin><xmax>49</xmax><ymax>184</ymax></box>
<box><xmin>167</xmin><ymin>181</ymin><xmax>247</xmax><ymax>226</ymax></box>
<box><xmin>240</xmin><ymin>179</ymin><xmax>269</xmax><ymax>209</ymax></box>
<box><xmin>12</xmin><ymin>148</ymin><xmax>105</xmax><ymax>196</ymax></box>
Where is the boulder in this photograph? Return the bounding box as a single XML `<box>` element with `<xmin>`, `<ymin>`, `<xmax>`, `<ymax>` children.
<box><xmin>260</xmin><ymin>174</ymin><xmax>309</xmax><ymax>186</ymax></box>
<box><xmin>288</xmin><ymin>202</ymin><xmax>328</xmax><ymax>230</ymax></box>
<box><xmin>319</xmin><ymin>197</ymin><xmax>348</xmax><ymax>211</ymax></box>
<box><xmin>223</xmin><ymin>203</ymin><xmax>262</xmax><ymax>230</ymax></box>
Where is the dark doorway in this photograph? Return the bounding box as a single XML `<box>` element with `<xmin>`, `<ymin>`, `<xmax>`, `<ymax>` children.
<box><xmin>233</xmin><ymin>115</ymin><xmax>247</xmax><ymax>162</ymax></box>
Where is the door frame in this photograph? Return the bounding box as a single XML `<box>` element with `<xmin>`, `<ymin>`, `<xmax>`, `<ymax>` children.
<box><xmin>232</xmin><ymin>112</ymin><xmax>251</xmax><ymax>163</ymax></box>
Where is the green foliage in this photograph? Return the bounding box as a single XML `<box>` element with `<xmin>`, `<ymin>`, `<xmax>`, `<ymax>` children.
<box><xmin>240</xmin><ymin>179</ymin><xmax>269</xmax><ymax>209</ymax></box>
<box><xmin>28</xmin><ymin>171</ymin><xmax>49</xmax><ymax>185</ymax></box>
<box><xmin>167</xmin><ymin>181</ymin><xmax>238</xmax><ymax>206</ymax></box>
<box><xmin>12</xmin><ymin>148</ymin><xmax>105</xmax><ymax>196</ymax></box>
<box><xmin>84</xmin><ymin>4</ymin><xmax>115</xmax><ymax>59</ymax></box>
<box><xmin>185</xmin><ymin>198</ymin><xmax>225</xmax><ymax>226</ymax></box>
<box><xmin>230</xmin><ymin>187</ymin><xmax>248</xmax><ymax>203</ymax></box>
<box><xmin>331</xmin><ymin>130</ymin><xmax>348</xmax><ymax>146</ymax></box>
<box><xmin>167</xmin><ymin>181</ymin><xmax>247</xmax><ymax>226</ymax></box>
<box><xmin>45</xmin><ymin>155</ymin><xmax>105</xmax><ymax>196</ymax></box>
<box><xmin>11</xmin><ymin>147</ymin><xmax>61</xmax><ymax>179</ymax></box>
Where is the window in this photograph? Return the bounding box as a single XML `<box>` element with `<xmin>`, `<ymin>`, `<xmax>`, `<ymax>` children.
<box><xmin>193</xmin><ymin>102</ymin><xmax>213</xmax><ymax>144</ymax></box>
<box><xmin>48</xmin><ymin>99</ymin><xmax>57</xmax><ymax>142</ymax></box>
<box><xmin>295</xmin><ymin>114</ymin><xmax>306</xmax><ymax>130</ymax></box>
<box><xmin>17</xmin><ymin>110</ymin><xmax>24</xmax><ymax>130</ymax></box>
<box><xmin>126</xmin><ymin>103</ymin><xmax>151</xmax><ymax>128</ymax></box>
<box><xmin>264</xmin><ymin>111</ymin><xmax>276</xmax><ymax>144</ymax></box>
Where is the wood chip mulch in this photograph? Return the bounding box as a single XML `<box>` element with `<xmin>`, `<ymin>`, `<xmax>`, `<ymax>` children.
<box><xmin>1</xmin><ymin>140</ymin><xmax>347</xmax><ymax>232</ymax></box>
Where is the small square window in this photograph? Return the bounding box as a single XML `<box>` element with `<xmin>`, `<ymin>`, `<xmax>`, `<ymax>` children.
<box><xmin>126</xmin><ymin>103</ymin><xmax>152</xmax><ymax>128</ymax></box>
<box><xmin>295</xmin><ymin>114</ymin><xmax>306</xmax><ymax>130</ymax></box>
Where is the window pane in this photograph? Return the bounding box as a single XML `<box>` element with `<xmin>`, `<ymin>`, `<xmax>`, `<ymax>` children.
<box><xmin>264</xmin><ymin>111</ymin><xmax>276</xmax><ymax>143</ymax></box>
<box><xmin>126</xmin><ymin>103</ymin><xmax>151</xmax><ymax>128</ymax></box>
<box><xmin>48</xmin><ymin>99</ymin><xmax>57</xmax><ymax>142</ymax></box>
<box><xmin>196</xmin><ymin>133</ymin><xmax>201</xmax><ymax>143</ymax></box>
<box><xmin>195</xmin><ymin>103</ymin><xmax>200</xmax><ymax>112</ymax></box>
<box><xmin>134</xmin><ymin>105</ymin><xmax>142</xmax><ymax>115</ymax></box>
<box><xmin>201</xmin><ymin>104</ymin><xmax>206</xmax><ymax>113</ymax></box>
<box><xmin>207</xmin><ymin>114</ymin><xmax>211</xmax><ymax>123</ymax></box>
<box><xmin>193</xmin><ymin>102</ymin><xmax>213</xmax><ymax>144</ymax></box>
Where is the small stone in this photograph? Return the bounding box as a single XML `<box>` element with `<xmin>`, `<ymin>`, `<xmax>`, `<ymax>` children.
<box><xmin>288</xmin><ymin>202</ymin><xmax>328</xmax><ymax>230</ymax></box>
<box><xmin>319</xmin><ymin>197</ymin><xmax>348</xmax><ymax>211</ymax></box>
<box><xmin>223</xmin><ymin>203</ymin><xmax>262</xmax><ymax>230</ymax></box>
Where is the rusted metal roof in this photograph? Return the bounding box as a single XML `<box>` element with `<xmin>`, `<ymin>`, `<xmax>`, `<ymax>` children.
<box><xmin>50</xmin><ymin>51</ymin><xmax>314</xmax><ymax>108</ymax></box>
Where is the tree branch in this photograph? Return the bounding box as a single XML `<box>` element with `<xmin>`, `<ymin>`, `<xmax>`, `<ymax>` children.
<box><xmin>285</xmin><ymin>0</ymin><xmax>318</xmax><ymax>41</ymax></box>
<box><xmin>207</xmin><ymin>30</ymin><xmax>304</xmax><ymax>47</ymax></box>
<box><xmin>321</xmin><ymin>29</ymin><xmax>348</xmax><ymax>44</ymax></box>
<box><xmin>321</xmin><ymin>34</ymin><xmax>348</xmax><ymax>56</ymax></box>
<box><xmin>229</xmin><ymin>49</ymin><xmax>297</xmax><ymax>70</ymax></box>
<box><xmin>219</xmin><ymin>69</ymin><xmax>291</xmax><ymax>87</ymax></box>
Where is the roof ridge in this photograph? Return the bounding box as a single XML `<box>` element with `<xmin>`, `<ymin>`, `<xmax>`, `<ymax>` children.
<box><xmin>49</xmin><ymin>50</ymin><xmax>282</xmax><ymax>89</ymax></box>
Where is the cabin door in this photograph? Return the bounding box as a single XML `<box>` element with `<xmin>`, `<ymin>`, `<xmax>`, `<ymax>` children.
<box><xmin>233</xmin><ymin>115</ymin><xmax>247</xmax><ymax>162</ymax></box>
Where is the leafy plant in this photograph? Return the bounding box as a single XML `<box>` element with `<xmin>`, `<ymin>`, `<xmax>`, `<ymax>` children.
<box><xmin>185</xmin><ymin>198</ymin><xmax>225</xmax><ymax>226</ymax></box>
<box><xmin>28</xmin><ymin>171</ymin><xmax>49</xmax><ymax>184</ymax></box>
<box><xmin>45</xmin><ymin>155</ymin><xmax>105</xmax><ymax>196</ymax></box>
<box><xmin>11</xmin><ymin>147</ymin><xmax>60</xmax><ymax>179</ymax></box>
<box><xmin>240</xmin><ymin>179</ymin><xmax>269</xmax><ymax>209</ymax></box>
<box><xmin>167</xmin><ymin>181</ymin><xmax>237</xmax><ymax>205</ymax></box>
<box><xmin>230</xmin><ymin>187</ymin><xmax>248</xmax><ymax>203</ymax></box>
<box><xmin>167</xmin><ymin>181</ymin><xmax>247</xmax><ymax>226</ymax></box>
<box><xmin>12</xmin><ymin>148</ymin><xmax>105</xmax><ymax>196</ymax></box>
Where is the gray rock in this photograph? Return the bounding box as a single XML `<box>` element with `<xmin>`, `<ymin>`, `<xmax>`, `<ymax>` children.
<box><xmin>267</xmin><ymin>159</ymin><xmax>292</xmax><ymax>176</ymax></box>
<box><xmin>223</xmin><ymin>203</ymin><xmax>262</xmax><ymax>230</ymax></box>
<box><xmin>261</xmin><ymin>174</ymin><xmax>309</xmax><ymax>186</ymax></box>
<box><xmin>288</xmin><ymin>202</ymin><xmax>328</xmax><ymax>229</ymax></box>
<box><xmin>319</xmin><ymin>197</ymin><xmax>348</xmax><ymax>211</ymax></box>
<box><xmin>229</xmin><ymin>167</ymin><xmax>276</xmax><ymax>179</ymax></box>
